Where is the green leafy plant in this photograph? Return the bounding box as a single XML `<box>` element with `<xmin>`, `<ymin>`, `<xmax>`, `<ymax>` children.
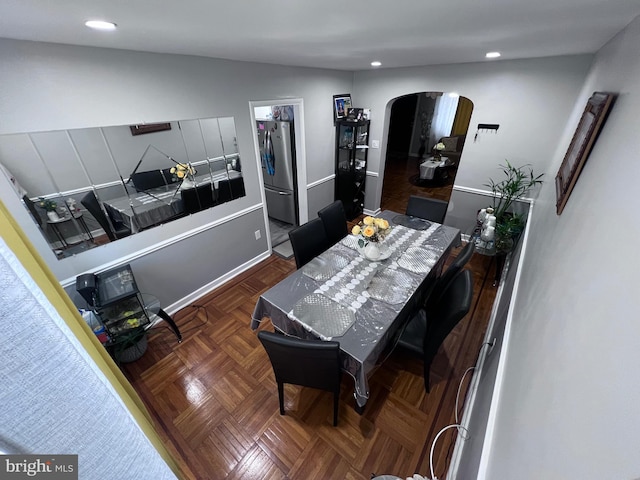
<box><xmin>485</xmin><ymin>161</ymin><xmax>544</xmax><ymax>221</ymax></box>
<box><xmin>37</xmin><ymin>197</ymin><xmax>57</xmax><ymax>212</ymax></box>
<box><xmin>485</xmin><ymin>161</ymin><xmax>543</xmax><ymax>252</ymax></box>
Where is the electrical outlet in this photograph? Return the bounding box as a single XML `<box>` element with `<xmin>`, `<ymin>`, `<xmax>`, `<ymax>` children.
<box><xmin>371</xmin><ymin>140</ymin><xmax>380</xmax><ymax>149</ymax></box>
<box><xmin>254</xmin><ymin>230</ymin><xmax>261</xmax><ymax>240</ymax></box>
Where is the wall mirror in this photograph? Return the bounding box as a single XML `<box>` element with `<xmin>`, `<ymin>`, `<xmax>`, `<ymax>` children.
<box><xmin>0</xmin><ymin>116</ymin><xmax>245</xmax><ymax>260</ymax></box>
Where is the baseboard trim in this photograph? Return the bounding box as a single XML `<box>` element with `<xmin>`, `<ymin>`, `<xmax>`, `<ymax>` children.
<box><xmin>163</xmin><ymin>250</ymin><xmax>272</xmax><ymax>316</ymax></box>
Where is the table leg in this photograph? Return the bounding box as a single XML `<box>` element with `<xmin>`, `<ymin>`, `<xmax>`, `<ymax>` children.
<box><xmin>50</xmin><ymin>223</ymin><xmax>68</xmax><ymax>248</ymax></box>
<box><xmin>79</xmin><ymin>216</ymin><xmax>94</xmax><ymax>242</ymax></box>
<box><xmin>156</xmin><ymin>308</ymin><xmax>182</xmax><ymax>342</ymax></box>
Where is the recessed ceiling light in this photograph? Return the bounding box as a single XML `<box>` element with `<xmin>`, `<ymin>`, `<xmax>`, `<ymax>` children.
<box><xmin>485</xmin><ymin>51</ymin><xmax>501</xmax><ymax>59</ymax></box>
<box><xmin>85</xmin><ymin>20</ymin><xmax>117</xmax><ymax>31</ymax></box>
<box><xmin>371</xmin><ymin>61</ymin><xmax>382</xmax><ymax>67</ymax></box>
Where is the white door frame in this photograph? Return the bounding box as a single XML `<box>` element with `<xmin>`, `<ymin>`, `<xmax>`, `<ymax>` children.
<box><xmin>249</xmin><ymin>98</ymin><xmax>308</xmax><ymax>252</ymax></box>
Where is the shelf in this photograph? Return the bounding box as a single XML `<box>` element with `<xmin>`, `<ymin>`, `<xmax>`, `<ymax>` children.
<box><xmin>335</xmin><ymin>119</ymin><xmax>370</xmax><ymax>220</ymax></box>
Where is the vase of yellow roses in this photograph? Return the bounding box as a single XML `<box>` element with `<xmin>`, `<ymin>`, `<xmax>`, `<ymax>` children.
<box><xmin>351</xmin><ymin>216</ymin><xmax>391</xmax><ymax>260</ymax></box>
<box><xmin>170</xmin><ymin>163</ymin><xmax>196</xmax><ymax>189</ymax></box>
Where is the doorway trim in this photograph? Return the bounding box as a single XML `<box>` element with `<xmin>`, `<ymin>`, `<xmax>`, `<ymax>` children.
<box><xmin>249</xmin><ymin>98</ymin><xmax>308</xmax><ymax>252</ymax></box>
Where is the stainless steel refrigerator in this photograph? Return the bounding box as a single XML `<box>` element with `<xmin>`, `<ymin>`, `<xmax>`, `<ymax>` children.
<box><xmin>257</xmin><ymin>120</ymin><xmax>298</xmax><ymax>225</ymax></box>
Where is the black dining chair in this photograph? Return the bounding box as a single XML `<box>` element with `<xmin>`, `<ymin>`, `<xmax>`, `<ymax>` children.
<box><xmin>130</xmin><ymin>170</ymin><xmax>167</xmax><ymax>192</ymax></box>
<box><xmin>181</xmin><ymin>184</ymin><xmax>217</xmax><ymax>214</ymax></box>
<box><xmin>22</xmin><ymin>195</ymin><xmax>44</xmax><ymax>227</ymax></box>
<box><xmin>397</xmin><ymin>268</ymin><xmax>473</xmax><ymax>392</ymax></box>
<box><xmin>257</xmin><ymin>330</ymin><xmax>342</xmax><ymax>426</ymax></box>
<box><xmin>288</xmin><ymin>217</ymin><xmax>331</xmax><ymax>268</ymax></box>
<box><xmin>405</xmin><ymin>195</ymin><xmax>449</xmax><ymax>224</ymax></box>
<box><xmin>80</xmin><ymin>191</ymin><xmax>131</xmax><ymax>242</ymax></box>
<box><xmin>426</xmin><ymin>240</ymin><xmax>475</xmax><ymax>311</ymax></box>
<box><xmin>317</xmin><ymin>200</ymin><xmax>348</xmax><ymax>246</ymax></box>
<box><xmin>217</xmin><ymin>177</ymin><xmax>246</xmax><ymax>203</ymax></box>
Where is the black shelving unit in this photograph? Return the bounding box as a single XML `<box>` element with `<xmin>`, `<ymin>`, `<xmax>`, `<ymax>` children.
<box><xmin>335</xmin><ymin>119</ymin><xmax>370</xmax><ymax>220</ymax></box>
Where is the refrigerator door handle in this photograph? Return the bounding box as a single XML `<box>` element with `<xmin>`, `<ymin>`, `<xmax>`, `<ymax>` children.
<box><xmin>264</xmin><ymin>186</ymin><xmax>292</xmax><ymax>196</ymax></box>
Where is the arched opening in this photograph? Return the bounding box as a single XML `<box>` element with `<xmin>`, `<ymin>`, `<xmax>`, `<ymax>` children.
<box><xmin>380</xmin><ymin>92</ymin><xmax>473</xmax><ymax>214</ymax></box>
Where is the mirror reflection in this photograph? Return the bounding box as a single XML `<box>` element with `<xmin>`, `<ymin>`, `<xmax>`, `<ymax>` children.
<box><xmin>0</xmin><ymin>116</ymin><xmax>245</xmax><ymax>259</ymax></box>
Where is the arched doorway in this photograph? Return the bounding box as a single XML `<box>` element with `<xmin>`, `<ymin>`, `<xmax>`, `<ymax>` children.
<box><xmin>380</xmin><ymin>92</ymin><xmax>473</xmax><ymax>214</ymax></box>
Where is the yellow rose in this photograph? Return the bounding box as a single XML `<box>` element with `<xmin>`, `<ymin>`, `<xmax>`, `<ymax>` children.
<box><xmin>170</xmin><ymin>167</ymin><xmax>176</xmax><ymax>174</ymax></box>
<box><xmin>351</xmin><ymin>225</ymin><xmax>361</xmax><ymax>235</ymax></box>
<box><xmin>379</xmin><ymin>219</ymin><xmax>389</xmax><ymax>230</ymax></box>
<box><xmin>363</xmin><ymin>225</ymin><xmax>376</xmax><ymax>238</ymax></box>
<box><xmin>177</xmin><ymin>171</ymin><xmax>185</xmax><ymax>178</ymax></box>
<box><xmin>363</xmin><ymin>216</ymin><xmax>374</xmax><ymax>226</ymax></box>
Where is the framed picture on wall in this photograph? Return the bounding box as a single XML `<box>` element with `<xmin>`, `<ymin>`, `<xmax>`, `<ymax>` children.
<box><xmin>129</xmin><ymin>123</ymin><xmax>172</xmax><ymax>136</ymax></box>
<box><xmin>333</xmin><ymin>94</ymin><xmax>352</xmax><ymax>124</ymax></box>
<box><xmin>555</xmin><ymin>92</ymin><xmax>615</xmax><ymax>215</ymax></box>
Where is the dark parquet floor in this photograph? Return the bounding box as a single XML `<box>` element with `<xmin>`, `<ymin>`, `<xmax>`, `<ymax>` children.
<box><xmin>122</xmin><ymin>154</ymin><xmax>497</xmax><ymax>480</ymax></box>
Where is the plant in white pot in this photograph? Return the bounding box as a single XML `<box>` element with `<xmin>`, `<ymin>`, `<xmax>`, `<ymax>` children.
<box><xmin>38</xmin><ymin>197</ymin><xmax>60</xmax><ymax>221</ymax></box>
<box><xmin>485</xmin><ymin>161</ymin><xmax>544</xmax><ymax>252</ymax></box>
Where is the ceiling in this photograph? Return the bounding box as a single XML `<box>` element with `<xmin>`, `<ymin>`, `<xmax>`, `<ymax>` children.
<box><xmin>1</xmin><ymin>0</ymin><xmax>640</xmax><ymax>71</ymax></box>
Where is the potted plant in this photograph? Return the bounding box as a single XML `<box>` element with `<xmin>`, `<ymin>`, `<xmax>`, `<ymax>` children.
<box><xmin>37</xmin><ymin>197</ymin><xmax>60</xmax><ymax>221</ymax></box>
<box><xmin>485</xmin><ymin>161</ymin><xmax>543</xmax><ymax>252</ymax></box>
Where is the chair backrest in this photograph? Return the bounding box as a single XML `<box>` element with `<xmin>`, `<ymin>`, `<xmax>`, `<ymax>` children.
<box><xmin>181</xmin><ymin>184</ymin><xmax>217</xmax><ymax>214</ymax></box>
<box><xmin>426</xmin><ymin>240</ymin><xmax>475</xmax><ymax>310</ymax></box>
<box><xmin>423</xmin><ymin>269</ymin><xmax>473</xmax><ymax>372</ymax></box>
<box><xmin>130</xmin><ymin>170</ymin><xmax>167</xmax><ymax>192</ymax></box>
<box><xmin>80</xmin><ymin>191</ymin><xmax>116</xmax><ymax>241</ymax></box>
<box><xmin>22</xmin><ymin>195</ymin><xmax>43</xmax><ymax>227</ymax></box>
<box><xmin>257</xmin><ymin>331</ymin><xmax>341</xmax><ymax>393</ymax></box>
<box><xmin>161</xmin><ymin>167</ymin><xmax>178</xmax><ymax>184</ymax></box>
<box><xmin>405</xmin><ymin>195</ymin><xmax>449</xmax><ymax>223</ymax></box>
<box><xmin>288</xmin><ymin>217</ymin><xmax>330</xmax><ymax>268</ymax></box>
<box><xmin>218</xmin><ymin>176</ymin><xmax>246</xmax><ymax>203</ymax></box>
<box><xmin>317</xmin><ymin>200</ymin><xmax>348</xmax><ymax>246</ymax></box>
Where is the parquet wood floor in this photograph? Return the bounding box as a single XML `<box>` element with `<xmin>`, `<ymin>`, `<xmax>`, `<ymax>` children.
<box><xmin>122</xmin><ymin>160</ymin><xmax>496</xmax><ymax>480</ymax></box>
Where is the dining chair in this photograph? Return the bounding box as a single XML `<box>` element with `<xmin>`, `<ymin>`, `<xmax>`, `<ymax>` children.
<box><xmin>405</xmin><ymin>195</ymin><xmax>449</xmax><ymax>224</ymax></box>
<box><xmin>130</xmin><ymin>170</ymin><xmax>167</xmax><ymax>192</ymax></box>
<box><xmin>257</xmin><ymin>330</ymin><xmax>342</xmax><ymax>426</ymax></box>
<box><xmin>217</xmin><ymin>176</ymin><xmax>246</xmax><ymax>203</ymax></box>
<box><xmin>181</xmin><ymin>184</ymin><xmax>217</xmax><ymax>214</ymax></box>
<box><xmin>317</xmin><ymin>200</ymin><xmax>348</xmax><ymax>246</ymax></box>
<box><xmin>288</xmin><ymin>217</ymin><xmax>331</xmax><ymax>268</ymax></box>
<box><xmin>161</xmin><ymin>167</ymin><xmax>179</xmax><ymax>184</ymax></box>
<box><xmin>80</xmin><ymin>191</ymin><xmax>131</xmax><ymax>242</ymax></box>
<box><xmin>426</xmin><ymin>240</ymin><xmax>475</xmax><ymax>311</ymax></box>
<box><xmin>22</xmin><ymin>195</ymin><xmax>44</xmax><ymax>227</ymax></box>
<box><xmin>397</xmin><ymin>268</ymin><xmax>473</xmax><ymax>392</ymax></box>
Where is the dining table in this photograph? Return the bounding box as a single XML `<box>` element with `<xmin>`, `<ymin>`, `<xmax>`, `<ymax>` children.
<box><xmin>103</xmin><ymin>170</ymin><xmax>242</xmax><ymax>232</ymax></box>
<box><xmin>250</xmin><ymin>210</ymin><xmax>461</xmax><ymax>409</ymax></box>
<box><xmin>419</xmin><ymin>156</ymin><xmax>451</xmax><ymax>180</ymax></box>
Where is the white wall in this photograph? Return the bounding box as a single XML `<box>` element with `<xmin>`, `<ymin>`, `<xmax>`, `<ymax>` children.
<box><xmin>480</xmin><ymin>15</ymin><xmax>640</xmax><ymax>479</ymax></box>
<box><xmin>353</xmin><ymin>55</ymin><xmax>593</xmax><ymax>214</ymax></box>
<box><xmin>0</xmin><ymin>39</ymin><xmax>351</xmax><ymax>302</ymax></box>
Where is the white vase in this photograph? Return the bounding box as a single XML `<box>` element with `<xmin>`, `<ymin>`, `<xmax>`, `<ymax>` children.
<box><xmin>180</xmin><ymin>178</ymin><xmax>195</xmax><ymax>190</ymax></box>
<box><xmin>46</xmin><ymin>211</ymin><xmax>60</xmax><ymax>221</ymax></box>
<box><xmin>364</xmin><ymin>242</ymin><xmax>381</xmax><ymax>260</ymax></box>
